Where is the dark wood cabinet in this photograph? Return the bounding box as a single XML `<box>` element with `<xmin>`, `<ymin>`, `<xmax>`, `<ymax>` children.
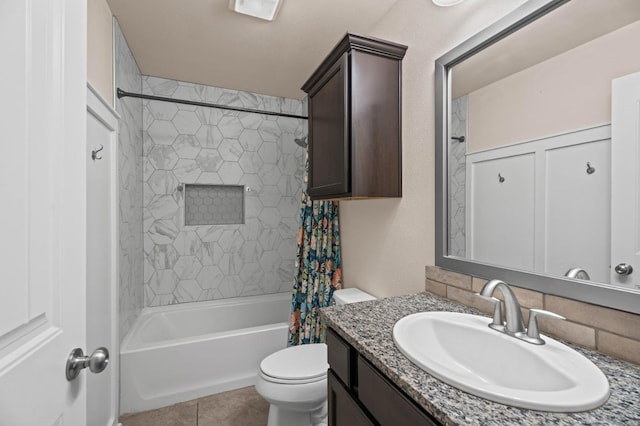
<box><xmin>328</xmin><ymin>371</ymin><xmax>375</xmax><ymax>426</ymax></box>
<box><xmin>326</xmin><ymin>328</ymin><xmax>442</xmax><ymax>426</ymax></box>
<box><xmin>302</xmin><ymin>34</ymin><xmax>407</xmax><ymax>200</ymax></box>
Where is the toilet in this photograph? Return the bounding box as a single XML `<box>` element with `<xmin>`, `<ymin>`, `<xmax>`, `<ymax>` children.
<box><xmin>255</xmin><ymin>288</ymin><xmax>376</xmax><ymax>426</ymax></box>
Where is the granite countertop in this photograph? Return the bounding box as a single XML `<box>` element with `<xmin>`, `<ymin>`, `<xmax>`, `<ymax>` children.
<box><xmin>320</xmin><ymin>292</ymin><xmax>640</xmax><ymax>425</ymax></box>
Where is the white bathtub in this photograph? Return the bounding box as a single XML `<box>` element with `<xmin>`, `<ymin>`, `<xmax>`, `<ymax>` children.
<box><xmin>120</xmin><ymin>292</ymin><xmax>291</xmax><ymax>414</ymax></box>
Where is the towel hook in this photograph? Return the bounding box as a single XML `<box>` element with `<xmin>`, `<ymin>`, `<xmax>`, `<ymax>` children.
<box><xmin>91</xmin><ymin>145</ymin><xmax>104</xmax><ymax>161</ymax></box>
<box><xmin>586</xmin><ymin>162</ymin><xmax>596</xmax><ymax>175</ymax></box>
<box><xmin>498</xmin><ymin>173</ymin><xmax>505</xmax><ymax>183</ymax></box>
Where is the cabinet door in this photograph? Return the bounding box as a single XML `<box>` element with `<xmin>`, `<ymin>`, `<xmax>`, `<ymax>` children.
<box><xmin>327</xmin><ymin>328</ymin><xmax>354</xmax><ymax>388</ymax></box>
<box><xmin>328</xmin><ymin>370</ymin><xmax>374</xmax><ymax>426</ymax></box>
<box><xmin>307</xmin><ymin>53</ymin><xmax>350</xmax><ymax>198</ymax></box>
<box><xmin>358</xmin><ymin>357</ymin><xmax>440</xmax><ymax>426</ymax></box>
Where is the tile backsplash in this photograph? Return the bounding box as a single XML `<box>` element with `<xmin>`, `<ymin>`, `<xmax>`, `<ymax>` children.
<box><xmin>425</xmin><ymin>266</ymin><xmax>640</xmax><ymax>365</ymax></box>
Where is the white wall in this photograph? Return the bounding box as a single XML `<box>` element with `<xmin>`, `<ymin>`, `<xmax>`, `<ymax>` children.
<box><xmin>338</xmin><ymin>0</ymin><xmax>527</xmax><ymax>298</ymax></box>
<box><xmin>87</xmin><ymin>0</ymin><xmax>113</xmax><ymax>106</ymax></box>
<box><xmin>464</xmin><ymin>127</ymin><xmax>611</xmax><ymax>283</ymax></box>
<box><xmin>467</xmin><ymin>20</ymin><xmax>640</xmax><ymax>152</ymax></box>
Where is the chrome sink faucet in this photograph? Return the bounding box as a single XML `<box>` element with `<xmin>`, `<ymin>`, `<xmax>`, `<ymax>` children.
<box><xmin>479</xmin><ymin>279</ymin><xmax>525</xmax><ymax>335</ymax></box>
<box><xmin>478</xmin><ymin>279</ymin><xmax>565</xmax><ymax>345</ymax></box>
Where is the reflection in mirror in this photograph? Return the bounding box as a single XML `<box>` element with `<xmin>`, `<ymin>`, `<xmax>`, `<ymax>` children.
<box><xmin>436</xmin><ymin>0</ymin><xmax>640</xmax><ymax>314</ymax></box>
<box><xmin>446</xmin><ymin>0</ymin><xmax>640</xmax><ymax>291</ymax></box>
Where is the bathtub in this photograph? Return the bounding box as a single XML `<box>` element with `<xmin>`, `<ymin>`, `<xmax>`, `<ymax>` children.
<box><xmin>120</xmin><ymin>292</ymin><xmax>291</xmax><ymax>414</ymax></box>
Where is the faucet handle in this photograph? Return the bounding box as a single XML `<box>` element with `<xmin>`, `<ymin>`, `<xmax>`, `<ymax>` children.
<box><xmin>525</xmin><ymin>309</ymin><xmax>566</xmax><ymax>345</ymax></box>
<box><xmin>476</xmin><ymin>294</ymin><xmax>503</xmax><ymax>329</ymax></box>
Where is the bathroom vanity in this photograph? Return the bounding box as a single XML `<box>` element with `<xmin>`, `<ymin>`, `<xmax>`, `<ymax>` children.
<box><xmin>327</xmin><ymin>328</ymin><xmax>440</xmax><ymax>425</ymax></box>
<box><xmin>321</xmin><ymin>293</ymin><xmax>640</xmax><ymax>425</ymax></box>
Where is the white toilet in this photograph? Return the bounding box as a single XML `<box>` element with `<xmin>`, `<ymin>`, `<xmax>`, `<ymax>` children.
<box><xmin>255</xmin><ymin>288</ymin><xmax>376</xmax><ymax>426</ymax></box>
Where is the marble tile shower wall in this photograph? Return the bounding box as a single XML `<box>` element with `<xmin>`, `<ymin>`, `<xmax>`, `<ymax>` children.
<box><xmin>114</xmin><ymin>20</ymin><xmax>144</xmax><ymax>339</ymax></box>
<box><xmin>449</xmin><ymin>96</ymin><xmax>467</xmax><ymax>258</ymax></box>
<box><xmin>141</xmin><ymin>76</ymin><xmax>306</xmax><ymax>306</ymax></box>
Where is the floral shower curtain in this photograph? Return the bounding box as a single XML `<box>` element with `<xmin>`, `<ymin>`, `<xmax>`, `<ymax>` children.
<box><xmin>288</xmin><ymin>151</ymin><xmax>342</xmax><ymax>346</ymax></box>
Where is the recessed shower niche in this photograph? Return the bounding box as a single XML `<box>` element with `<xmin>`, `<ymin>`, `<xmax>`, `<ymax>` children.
<box><xmin>183</xmin><ymin>184</ymin><xmax>245</xmax><ymax>226</ymax></box>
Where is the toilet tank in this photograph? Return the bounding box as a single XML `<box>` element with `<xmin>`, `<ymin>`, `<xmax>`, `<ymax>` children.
<box><xmin>333</xmin><ymin>288</ymin><xmax>376</xmax><ymax>305</ymax></box>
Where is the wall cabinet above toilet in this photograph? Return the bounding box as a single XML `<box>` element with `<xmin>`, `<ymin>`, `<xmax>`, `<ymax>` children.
<box><xmin>302</xmin><ymin>33</ymin><xmax>407</xmax><ymax>200</ymax></box>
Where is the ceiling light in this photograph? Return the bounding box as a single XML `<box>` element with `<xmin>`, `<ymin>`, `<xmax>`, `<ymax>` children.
<box><xmin>229</xmin><ymin>0</ymin><xmax>283</xmax><ymax>21</ymax></box>
<box><xmin>432</xmin><ymin>0</ymin><xmax>465</xmax><ymax>6</ymax></box>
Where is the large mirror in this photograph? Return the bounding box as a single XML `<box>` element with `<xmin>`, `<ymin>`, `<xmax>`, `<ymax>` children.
<box><xmin>435</xmin><ymin>0</ymin><xmax>640</xmax><ymax>314</ymax></box>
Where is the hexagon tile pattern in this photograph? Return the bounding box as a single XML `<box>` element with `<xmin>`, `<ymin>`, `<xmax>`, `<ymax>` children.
<box><xmin>142</xmin><ymin>75</ymin><xmax>307</xmax><ymax>307</ymax></box>
<box><xmin>115</xmin><ymin>19</ymin><xmax>144</xmax><ymax>339</ymax></box>
<box><xmin>450</xmin><ymin>95</ymin><xmax>467</xmax><ymax>258</ymax></box>
<box><xmin>185</xmin><ymin>184</ymin><xmax>244</xmax><ymax>226</ymax></box>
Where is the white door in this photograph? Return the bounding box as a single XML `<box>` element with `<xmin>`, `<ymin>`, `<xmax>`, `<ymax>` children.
<box><xmin>611</xmin><ymin>72</ymin><xmax>640</xmax><ymax>289</ymax></box>
<box><xmin>86</xmin><ymin>86</ymin><xmax>120</xmax><ymax>425</ymax></box>
<box><xmin>0</xmin><ymin>0</ymin><xmax>88</xmax><ymax>425</ymax></box>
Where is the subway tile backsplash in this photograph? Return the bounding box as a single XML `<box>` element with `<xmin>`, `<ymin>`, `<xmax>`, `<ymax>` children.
<box><xmin>425</xmin><ymin>266</ymin><xmax>640</xmax><ymax>365</ymax></box>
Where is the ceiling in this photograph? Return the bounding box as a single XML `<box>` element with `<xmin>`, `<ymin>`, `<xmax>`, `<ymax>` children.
<box><xmin>107</xmin><ymin>0</ymin><xmax>400</xmax><ymax>99</ymax></box>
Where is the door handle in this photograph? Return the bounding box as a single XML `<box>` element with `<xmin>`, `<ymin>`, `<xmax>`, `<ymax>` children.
<box><xmin>614</xmin><ymin>263</ymin><xmax>633</xmax><ymax>276</ymax></box>
<box><xmin>65</xmin><ymin>347</ymin><xmax>109</xmax><ymax>381</ymax></box>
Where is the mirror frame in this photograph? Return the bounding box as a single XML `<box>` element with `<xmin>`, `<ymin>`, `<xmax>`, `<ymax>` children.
<box><xmin>435</xmin><ymin>0</ymin><xmax>640</xmax><ymax>315</ymax></box>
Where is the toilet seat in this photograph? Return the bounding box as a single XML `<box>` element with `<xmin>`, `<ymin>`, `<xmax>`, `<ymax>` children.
<box><xmin>259</xmin><ymin>343</ymin><xmax>328</xmax><ymax>385</ymax></box>
<box><xmin>260</xmin><ymin>370</ymin><xmax>326</xmax><ymax>385</ymax></box>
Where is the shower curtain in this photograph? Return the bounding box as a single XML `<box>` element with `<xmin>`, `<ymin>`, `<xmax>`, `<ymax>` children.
<box><xmin>288</xmin><ymin>151</ymin><xmax>342</xmax><ymax>346</ymax></box>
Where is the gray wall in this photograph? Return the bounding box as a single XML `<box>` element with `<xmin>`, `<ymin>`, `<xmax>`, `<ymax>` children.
<box><xmin>141</xmin><ymin>76</ymin><xmax>307</xmax><ymax>306</ymax></box>
<box><xmin>114</xmin><ymin>20</ymin><xmax>144</xmax><ymax>339</ymax></box>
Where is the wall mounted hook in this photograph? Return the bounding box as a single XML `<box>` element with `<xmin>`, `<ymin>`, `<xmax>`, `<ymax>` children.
<box><xmin>91</xmin><ymin>145</ymin><xmax>104</xmax><ymax>161</ymax></box>
<box><xmin>586</xmin><ymin>162</ymin><xmax>596</xmax><ymax>174</ymax></box>
<box><xmin>498</xmin><ymin>173</ymin><xmax>505</xmax><ymax>183</ymax></box>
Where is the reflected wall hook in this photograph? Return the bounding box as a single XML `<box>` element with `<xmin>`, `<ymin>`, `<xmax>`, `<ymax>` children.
<box><xmin>498</xmin><ymin>173</ymin><xmax>505</xmax><ymax>183</ymax></box>
<box><xmin>586</xmin><ymin>162</ymin><xmax>596</xmax><ymax>174</ymax></box>
<box><xmin>91</xmin><ymin>145</ymin><xmax>104</xmax><ymax>161</ymax></box>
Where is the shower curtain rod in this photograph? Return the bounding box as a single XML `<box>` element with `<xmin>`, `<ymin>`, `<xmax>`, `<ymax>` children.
<box><xmin>116</xmin><ymin>88</ymin><xmax>308</xmax><ymax>120</ymax></box>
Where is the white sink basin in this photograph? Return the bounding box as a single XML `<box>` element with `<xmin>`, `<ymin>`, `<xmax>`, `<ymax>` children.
<box><xmin>393</xmin><ymin>312</ymin><xmax>610</xmax><ymax>412</ymax></box>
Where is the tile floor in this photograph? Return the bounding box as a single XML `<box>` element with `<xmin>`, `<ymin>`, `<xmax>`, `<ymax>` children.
<box><xmin>119</xmin><ymin>386</ymin><xmax>269</xmax><ymax>426</ymax></box>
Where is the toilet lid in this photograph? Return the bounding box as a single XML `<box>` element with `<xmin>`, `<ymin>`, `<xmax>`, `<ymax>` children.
<box><xmin>260</xmin><ymin>343</ymin><xmax>328</xmax><ymax>382</ymax></box>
